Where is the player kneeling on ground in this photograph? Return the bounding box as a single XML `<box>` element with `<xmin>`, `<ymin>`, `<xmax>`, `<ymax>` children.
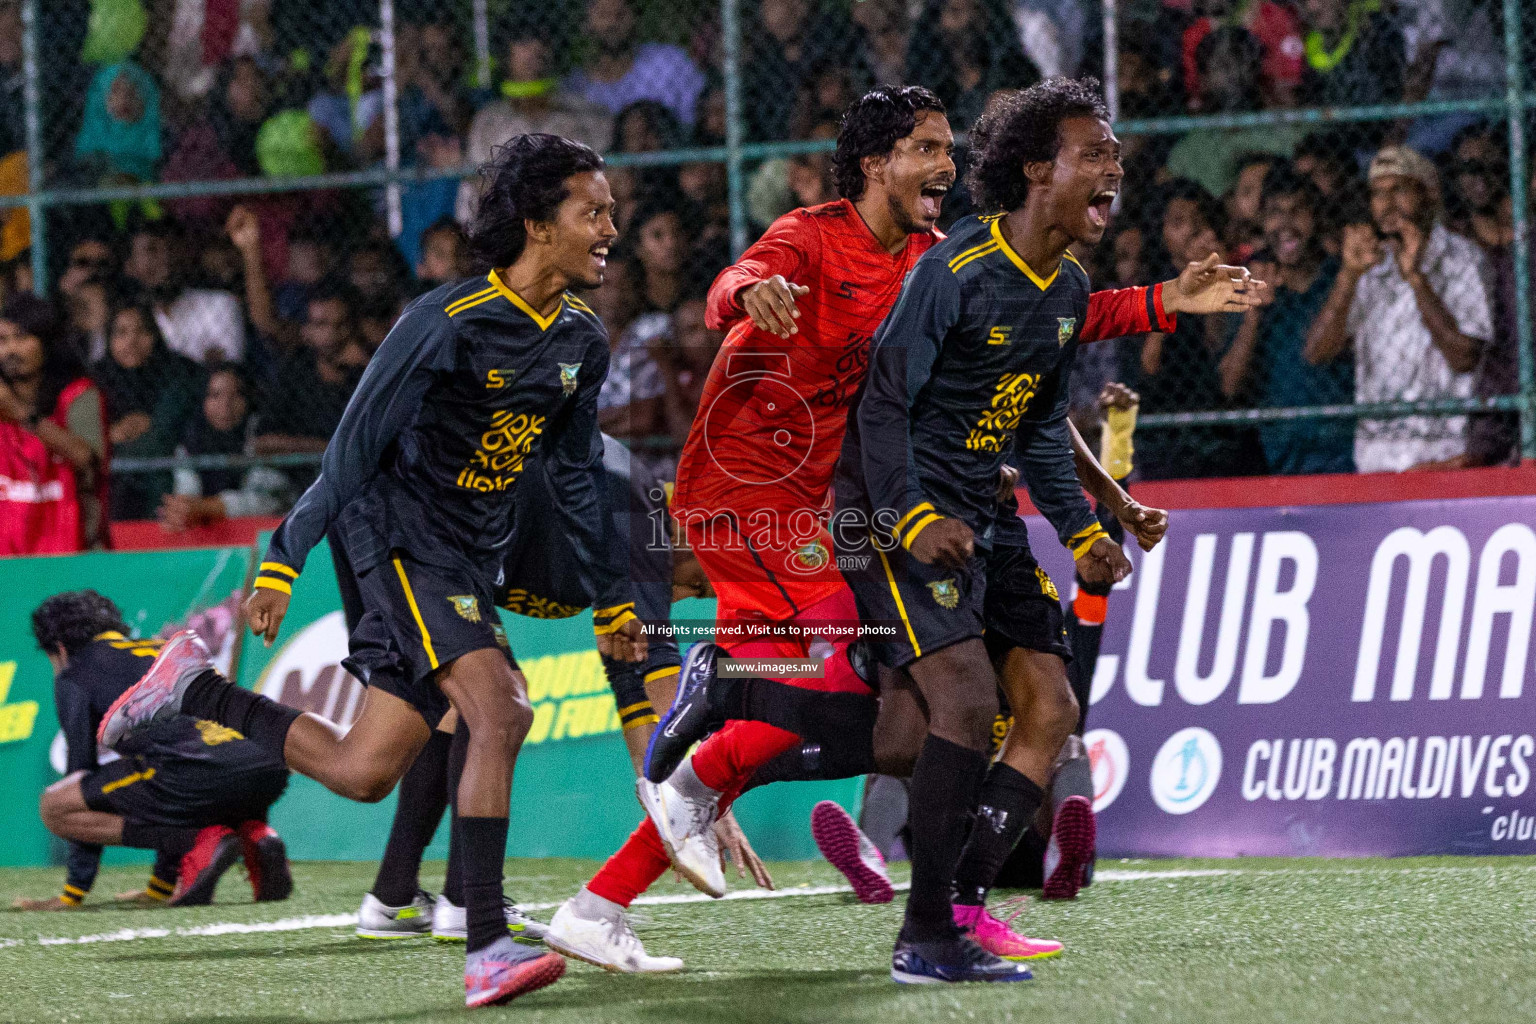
<box><xmin>14</xmin><ymin>591</ymin><xmax>291</xmax><ymax>910</ymax></box>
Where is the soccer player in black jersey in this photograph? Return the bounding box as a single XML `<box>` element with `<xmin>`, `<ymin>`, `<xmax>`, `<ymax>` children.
<box><xmin>357</xmin><ymin>435</ymin><xmax>766</xmax><ymax>952</ymax></box>
<box><xmin>15</xmin><ymin>592</ymin><xmax>290</xmax><ymax>911</ymax></box>
<box><xmin>99</xmin><ymin>135</ymin><xmax>643</xmax><ymax>1009</ymax></box>
<box><xmin>834</xmin><ymin>77</ymin><xmax>1257</xmax><ymax>983</ymax></box>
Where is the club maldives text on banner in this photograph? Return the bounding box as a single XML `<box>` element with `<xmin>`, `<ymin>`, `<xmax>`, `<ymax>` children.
<box><xmin>1024</xmin><ymin>495</ymin><xmax>1536</xmax><ymax>859</ymax></box>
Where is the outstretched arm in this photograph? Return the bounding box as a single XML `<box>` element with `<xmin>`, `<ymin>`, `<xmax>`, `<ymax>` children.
<box><xmin>705</xmin><ymin>214</ymin><xmax>818</xmax><ymax>335</ymax></box>
<box><xmin>248</xmin><ymin>305</ymin><xmax>453</xmax><ymax>643</ymax></box>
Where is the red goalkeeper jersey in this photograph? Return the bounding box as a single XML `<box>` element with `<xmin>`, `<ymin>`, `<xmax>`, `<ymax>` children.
<box><xmin>674</xmin><ymin>199</ymin><xmax>1177</xmax><ymax>522</ymax></box>
<box><xmin>675</xmin><ymin>200</ymin><xmax>940</xmax><ymax>520</ymax></box>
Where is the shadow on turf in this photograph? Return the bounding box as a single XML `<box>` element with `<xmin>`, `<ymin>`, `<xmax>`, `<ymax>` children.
<box><xmin>536</xmin><ymin>967</ymin><xmax>886</xmax><ymax>1022</ymax></box>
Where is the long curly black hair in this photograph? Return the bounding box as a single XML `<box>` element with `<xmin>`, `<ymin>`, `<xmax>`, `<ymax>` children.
<box><xmin>32</xmin><ymin>590</ymin><xmax>128</xmax><ymax>655</ymax></box>
<box><xmin>831</xmin><ymin>85</ymin><xmax>946</xmax><ymax>201</ymax></box>
<box><xmin>468</xmin><ymin>134</ymin><xmax>605</xmax><ymax>270</ymax></box>
<box><xmin>966</xmin><ymin>77</ymin><xmax>1110</xmax><ymax>214</ymax></box>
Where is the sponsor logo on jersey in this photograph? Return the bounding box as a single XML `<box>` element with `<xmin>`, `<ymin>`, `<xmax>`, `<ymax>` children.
<box><xmin>448</xmin><ymin>595</ymin><xmax>482</xmax><ymax>623</ymax></box>
<box><xmin>928</xmin><ymin>578</ymin><xmax>960</xmax><ymax>609</ymax></box>
<box><xmin>987</xmin><ymin>325</ymin><xmax>1012</xmax><ymax>345</ymax></box>
<box><xmin>1151</xmin><ymin>726</ymin><xmax>1223</xmax><ymax>814</ymax></box>
<box><xmin>793</xmin><ymin>539</ymin><xmax>830</xmax><ymax>571</ymax></box>
<box><xmin>559</xmin><ymin>362</ymin><xmax>582</xmax><ymax>396</ymax></box>
<box><xmin>1035</xmin><ymin>565</ymin><xmax>1059</xmax><ymax>601</ymax></box>
<box><xmin>1057</xmin><ymin>317</ymin><xmax>1077</xmax><ymax>346</ymax></box>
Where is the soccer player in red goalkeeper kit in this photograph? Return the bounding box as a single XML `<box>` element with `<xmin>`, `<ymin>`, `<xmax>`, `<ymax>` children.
<box><xmin>544</xmin><ymin>84</ymin><xmax>1258</xmax><ymax>973</ymax></box>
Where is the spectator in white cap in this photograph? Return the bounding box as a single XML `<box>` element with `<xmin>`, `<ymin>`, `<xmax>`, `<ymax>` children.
<box><xmin>1304</xmin><ymin>144</ymin><xmax>1493</xmax><ymax>472</ymax></box>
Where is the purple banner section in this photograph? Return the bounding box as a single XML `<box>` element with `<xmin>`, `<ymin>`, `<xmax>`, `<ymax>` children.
<box><xmin>1022</xmin><ymin>495</ymin><xmax>1536</xmax><ymax>858</ymax></box>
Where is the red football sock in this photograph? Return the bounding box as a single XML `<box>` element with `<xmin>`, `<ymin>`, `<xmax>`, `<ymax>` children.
<box><xmin>587</xmin><ymin>818</ymin><xmax>670</xmax><ymax>908</ymax></box>
<box><xmin>691</xmin><ymin>719</ymin><xmax>801</xmax><ymax>792</ymax></box>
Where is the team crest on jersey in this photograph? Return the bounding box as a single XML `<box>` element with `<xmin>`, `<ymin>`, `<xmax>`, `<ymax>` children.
<box><xmin>1035</xmin><ymin>566</ymin><xmax>1059</xmax><ymax>601</ymax></box>
<box><xmin>1057</xmin><ymin>317</ymin><xmax>1077</xmax><ymax>347</ymax></box>
<box><xmin>448</xmin><ymin>595</ymin><xmax>481</xmax><ymax>623</ymax></box>
<box><xmin>558</xmin><ymin>362</ymin><xmax>581</xmax><ymax>396</ymax></box>
<box><xmin>793</xmin><ymin>539</ymin><xmax>830</xmax><ymax>571</ymax></box>
<box><xmin>928</xmin><ymin>578</ymin><xmax>960</xmax><ymax>609</ymax></box>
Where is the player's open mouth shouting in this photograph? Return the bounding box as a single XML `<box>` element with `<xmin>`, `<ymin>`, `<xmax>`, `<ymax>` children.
<box><xmin>1087</xmin><ymin>188</ymin><xmax>1117</xmax><ymax>230</ymax></box>
<box><xmin>919</xmin><ymin>180</ymin><xmax>951</xmax><ymax>223</ymax></box>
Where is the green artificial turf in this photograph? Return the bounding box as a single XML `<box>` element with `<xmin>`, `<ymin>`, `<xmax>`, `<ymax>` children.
<box><xmin>0</xmin><ymin>855</ymin><xmax>1532</xmax><ymax>1024</ymax></box>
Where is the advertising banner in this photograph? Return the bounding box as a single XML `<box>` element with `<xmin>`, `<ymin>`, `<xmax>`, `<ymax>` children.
<box><xmin>1024</xmin><ymin>495</ymin><xmax>1536</xmax><ymax>858</ymax></box>
<box><xmin>0</xmin><ymin>546</ymin><xmax>252</xmax><ymax>867</ymax></box>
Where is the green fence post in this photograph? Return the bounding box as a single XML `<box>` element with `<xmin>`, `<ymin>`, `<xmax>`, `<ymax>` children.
<box><xmin>722</xmin><ymin>0</ymin><xmax>747</xmax><ymax>258</ymax></box>
<box><xmin>20</xmin><ymin>0</ymin><xmax>46</xmax><ymax>296</ymax></box>
<box><xmin>1505</xmin><ymin>0</ymin><xmax>1535</xmax><ymax>461</ymax></box>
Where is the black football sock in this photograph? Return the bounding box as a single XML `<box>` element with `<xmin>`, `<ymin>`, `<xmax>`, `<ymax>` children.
<box><xmin>121</xmin><ymin>822</ymin><xmax>198</xmax><ymax>860</ymax></box>
<box><xmin>180</xmin><ymin>670</ymin><xmax>303</xmax><ymax>756</ymax></box>
<box><xmin>952</xmin><ymin>763</ymin><xmax>1044</xmax><ymax>906</ymax></box>
<box><xmin>148</xmin><ymin>848</ymin><xmax>181</xmax><ymax>896</ymax></box>
<box><xmin>370</xmin><ymin>729</ymin><xmax>452</xmax><ymax>906</ymax></box>
<box><xmin>741</xmin><ymin>738</ymin><xmax>877</xmax><ymax>793</ymax></box>
<box><xmin>459</xmin><ymin>816</ymin><xmax>510</xmax><ymax>953</ymax></box>
<box><xmin>442</xmin><ymin>725</ymin><xmax>470</xmax><ymax>906</ymax></box>
<box><xmin>902</xmin><ymin>734</ymin><xmax>988</xmax><ymax>942</ymax></box>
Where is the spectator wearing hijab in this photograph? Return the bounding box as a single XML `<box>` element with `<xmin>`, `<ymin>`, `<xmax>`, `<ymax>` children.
<box><xmin>160</xmin><ymin>367</ymin><xmax>290</xmax><ymax>532</ymax></box>
<box><xmin>73</xmin><ymin>62</ymin><xmax>163</xmax><ymax>184</ymax></box>
<box><xmin>164</xmin><ymin>57</ymin><xmax>272</xmax><ymax>232</ymax></box>
<box><xmin>91</xmin><ymin>302</ymin><xmax>202</xmax><ymax>520</ymax></box>
<box><xmin>0</xmin><ymin>295</ymin><xmax>109</xmax><ymax>552</ymax></box>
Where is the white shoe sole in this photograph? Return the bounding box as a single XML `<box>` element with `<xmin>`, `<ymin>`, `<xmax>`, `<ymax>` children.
<box><xmin>543</xmin><ymin>932</ymin><xmax>685</xmax><ymax>974</ymax></box>
<box><xmin>356</xmin><ymin>928</ymin><xmax>430</xmax><ymax>940</ymax></box>
<box><xmin>891</xmin><ymin>969</ymin><xmax>944</xmax><ymax>984</ymax></box>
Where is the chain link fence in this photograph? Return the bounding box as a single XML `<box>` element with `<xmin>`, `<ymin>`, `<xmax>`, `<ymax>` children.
<box><xmin>0</xmin><ymin>0</ymin><xmax>1529</xmax><ymax>536</ymax></box>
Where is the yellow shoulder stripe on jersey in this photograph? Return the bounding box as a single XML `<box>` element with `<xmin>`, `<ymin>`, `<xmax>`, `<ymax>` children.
<box><xmin>949</xmin><ymin>242</ymin><xmax>999</xmax><ymax>274</ymax></box>
<box><xmin>948</xmin><ymin>238</ymin><xmax>997</xmax><ymax>272</ymax></box>
<box><xmin>445</xmin><ymin>285</ymin><xmax>497</xmax><ymax>316</ymax></box>
<box><xmin>486</xmin><ymin>270</ymin><xmax>563</xmax><ymax>330</ymax></box>
<box><xmin>1063</xmin><ymin>250</ymin><xmax>1085</xmax><ymax>271</ymax></box>
<box><xmin>565</xmin><ymin>293</ymin><xmax>595</xmax><ymax>315</ymax></box>
<box><xmin>989</xmin><ymin>218</ymin><xmax>1059</xmax><ymax>291</ymax></box>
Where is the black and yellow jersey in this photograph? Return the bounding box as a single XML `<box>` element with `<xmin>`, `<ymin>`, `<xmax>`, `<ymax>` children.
<box><xmin>258</xmin><ymin>272</ymin><xmax>612</xmax><ymax>596</ymax></box>
<box><xmin>836</xmin><ymin>214</ymin><xmax>1103</xmax><ymax>557</ymax></box>
<box><xmin>54</xmin><ymin>631</ymin><xmax>285</xmax><ymax>897</ymax></box>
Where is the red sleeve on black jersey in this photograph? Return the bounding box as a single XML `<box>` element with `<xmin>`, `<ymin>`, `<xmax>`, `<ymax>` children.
<box><xmin>1081</xmin><ymin>283</ymin><xmax>1176</xmax><ymax>343</ymax></box>
<box><xmin>705</xmin><ymin>212</ymin><xmax>821</xmax><ymax>330</ymax></box>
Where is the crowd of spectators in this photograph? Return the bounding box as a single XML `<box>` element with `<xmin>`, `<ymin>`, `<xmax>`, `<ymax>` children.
<box><xmin>0</xmin><ymin>0</ymin><xmax>1528</xmax><ymax>555</ymax></box>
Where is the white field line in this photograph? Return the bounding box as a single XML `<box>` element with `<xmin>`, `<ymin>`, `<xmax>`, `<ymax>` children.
<box><xmin>8</xmin><ymin>861</ymin><xmax>1527</xmax><ymax>949</ymax></box>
